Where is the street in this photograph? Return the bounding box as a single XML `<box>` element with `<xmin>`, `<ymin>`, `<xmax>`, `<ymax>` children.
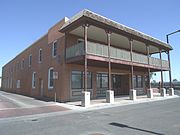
<box><xmin>0</xmin><ymin>91</ymin><xmax>180</xmax><ymax>135</ymax></box>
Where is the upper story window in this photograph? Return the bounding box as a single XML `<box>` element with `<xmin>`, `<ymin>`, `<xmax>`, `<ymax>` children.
<box><xmin>39</xmin><ymin>49</ymin><xmax>42</xmax><ymax>63</ymax></box>
<box><xmin>29</xmin><ymin>54</ymin><xmax>32</xmax><ymax>67</ymax></box>
<box><xmin>32</xmin><ymin>72</ymin><xmax>36</xmax><ymax>89</ymax></box>
<box><xmin>21</xmin><ymin>59</ymin><xmax>24</xmax><ymax>69</ymax></box>
<box><xmin>52</xmin><ymin>41</ymin><xmax>57</xmax><ymax>57</ymax></box>
<box><xmin>48</xmin><ymin>67</ymin><xmax>54</xmax><ymax>89</ymax></box>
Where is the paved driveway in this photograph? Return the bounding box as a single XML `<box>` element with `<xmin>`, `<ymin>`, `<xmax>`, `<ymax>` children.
<box><xmin>0</xmin><ymin>91</ymin><xmax>69</xmax><ymax>118</ymax></box>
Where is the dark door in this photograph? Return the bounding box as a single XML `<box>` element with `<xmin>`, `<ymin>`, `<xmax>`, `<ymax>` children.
<box><xmin>112</xmin><ymin>74</ymin><xmax>121</xmax><ymax>96</ymax></box>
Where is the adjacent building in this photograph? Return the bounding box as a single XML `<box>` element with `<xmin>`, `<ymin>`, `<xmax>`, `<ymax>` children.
<box><xmin>1</xmin><ymin>10</ymin><xmax>173</xmax><ymax>105</ymax></box>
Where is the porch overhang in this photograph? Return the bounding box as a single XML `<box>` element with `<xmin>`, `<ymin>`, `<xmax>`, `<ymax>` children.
<box><xmin>59</xmin><ymin>9</ymin><xmax>173</xmax><ymax>53</ymax></box>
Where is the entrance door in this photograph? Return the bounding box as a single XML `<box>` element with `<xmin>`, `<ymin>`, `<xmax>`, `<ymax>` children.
<box><xmin>112</xmin><ymin>74</ymin><xmax>121</xmax><ymax>96</ymax></box>
<box><xmin>39</xmin><ymin>79</ymin><xmax>44</xmax><ymax>97</ymax></box>
<box><xmin>112</xmin><ymin>74</ymin><xmax>130</xmax><ymax>96</ymax></box>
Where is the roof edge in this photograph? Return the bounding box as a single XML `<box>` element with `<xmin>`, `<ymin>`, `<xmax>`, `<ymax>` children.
<box><xmin>60</xmin><ymin>9</ymin><xmax>173</xmax><ymax>50</ymax></box>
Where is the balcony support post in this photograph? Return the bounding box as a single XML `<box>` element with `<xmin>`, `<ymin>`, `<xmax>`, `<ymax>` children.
<box><xmin>146</xmin><ymin>45</ymin><xmax>153</xmax><ymax>98</ymax></box>
<box><xmin>105</xmin><ymin>30</ymin><xmax>114</xmax><ymax>103</ymax></box>
<box><xmin>167</xmin><ymin>51</ymin><xmax>174</xmax><ymax>96</ymax></box>
<box><xmin>146</xmin><ymin>45</ymin><xmax>151</xmax><ymax>89</ymax></box>
<box><xmin>159</xmin><ymin>49</ymin><xmax>164</xmax><ymax>88</ymax></box>
<box><xmin>167</xmin><ymin>51</ymin><xmax>172</xmax><ymax>88</ymax></box>
<box><xmin>129</xmin><ymin>38</ymin><xmax>136</xmax><ymax>100</ymax></box>
<box><xmin>82</xmin><ymin>23</ymin><xmax>90</xmax><ymax>107</ymax></box>
<box><xmin>159</xmin><ymin>49</ymin><xmax>166</xmax><ymax>97</ymax></box>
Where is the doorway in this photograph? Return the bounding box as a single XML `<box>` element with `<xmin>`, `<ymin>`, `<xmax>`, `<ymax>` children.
<box><xmin>112</xmin><ymin>74</ymin><xmax>129</xmax><ymax>96</ymax></box>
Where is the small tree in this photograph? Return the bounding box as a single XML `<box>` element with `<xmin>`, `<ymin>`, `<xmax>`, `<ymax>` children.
<box><xmin>173</xmin><ymin>79</ymin><xmax>178</xmax><ymax>82</ymax></box>
<box><xmin>150</xmin><ymin>72</ymin><xmax>156</xmax><ymax>80</ymax></box>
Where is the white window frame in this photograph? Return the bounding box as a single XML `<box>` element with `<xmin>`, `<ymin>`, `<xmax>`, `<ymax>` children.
<box><xmin>48</xmin><ymin>67</ymin><xmax>54</xmax><ymax>89</ymax></box>
<box><xmin>29</xmin><ymin>54</ymin><xmax>32</xmax><ymax>67</ymax></box>
<box><xmin>52</xmin><ymin>40</ymin><xmax>57</xmax><ymax>58</ymax></box>
<box><xmin>32</xmin><ymin>72</ymin><xmax>36</xmax><ymax>89</ymax></box>
<box><xmin>38</xmin><ymin>49</ymin><xmax>42</xmax><ymax>63</ymax></box>
<box><xmin>16</xmin><ymin>80</ymin><xmax>20</xmax><ymax>89</ymax></box>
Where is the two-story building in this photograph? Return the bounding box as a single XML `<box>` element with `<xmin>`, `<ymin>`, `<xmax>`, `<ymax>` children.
<box><xmin>1</xmin><ymin>9</ymin><xmax>174</xmax><ymax>107</ymax></box>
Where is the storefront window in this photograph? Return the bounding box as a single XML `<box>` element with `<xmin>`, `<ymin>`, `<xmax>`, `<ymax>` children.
<box><xmin>71</xmin><ymin>71</ymin><xmax>92</xmax><ymax>89</ymax></box>
<box><xmin>96</xmin><ymin>73</ymin><xmax>108</xmax><ymax>88</ymax></box>
<box><xmin>133</xmin><ymin>75</ymin><xmax>143</xmax><ymax>88</ymax></box>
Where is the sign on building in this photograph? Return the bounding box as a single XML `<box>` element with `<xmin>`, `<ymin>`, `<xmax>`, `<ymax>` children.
<box><xmin>53</xmin><ymin>72</ymin><xmax>58</xmax><ymax>79</ymax></box>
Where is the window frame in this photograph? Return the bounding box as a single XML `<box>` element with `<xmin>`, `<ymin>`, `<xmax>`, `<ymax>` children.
<box><xmin>16</xmin><ymin>80</ymin><xmax>20</xmax><ymax>89</ymax></box>
<box><xmin>133</xmin><ymin>75</ymin><xmax>143</xmax><ymax>88</ymax></box>
<box><xmin>48</xmin><ymin>67</ymin><xmax>54</xmax><ymax>89</ymax></box>
<box><xmin>71</xmin><ymin>70</ymin><xmax>92</xmax><ymax>89</ymax></box>
<box><xmin>32</xmin><ymin>72</ymin><xmax>36</xmax><ymax>89</ymax></box>
<box><xmin>96</xmin><ymin>73</ymin><xmax>108</xmax><ymax>88</ymax></box>
<box><xmin>52</xmin><ymin>40</ymin><xmax>57</xmax><ymax>58</ymax></box>
<box><xmin>38</xmin><ymin>48</ymin><xmax>42</xmax><ymax>63</ymax></box>
<box><xmin>29</xmin><ymin>54</ymin><xmax>32</xmax><ymax>67</ymax></box>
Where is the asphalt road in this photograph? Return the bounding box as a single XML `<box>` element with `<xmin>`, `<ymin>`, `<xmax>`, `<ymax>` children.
<box><xmin>0</xmin><ymin>91</ymin><xmax>180</xmax><ymax>135</ymax></box>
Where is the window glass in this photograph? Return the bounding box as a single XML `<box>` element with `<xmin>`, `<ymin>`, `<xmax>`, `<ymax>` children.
<box><xmin>29</xmin><ymin>55</ymin><xmax>32</xmax><ymax>66</ymax></box>
<box><xmin>39</xmin><ymin>49</ymin><xmax>42</xmax><ymax>62</ymax></box>
<box><xmin>52</xmin><ymin>41</ymin><xmax>57</xmax><ymax>57</ymax></box>
<box><xmin>17</xmin><ymin>80</ymin><xmax>20</xmax><ymax>88</ymax></box>
<box><xmin>96</xmin><ymin>74</ymin><xmax>101</xmax><ymax>88</ymax></box>
<box><xmin>71</xmin><ymin>71</ymin><xmax>92</xmax><ymax>89</ymax></box>
<box><xmin>133</xmin><ymin>75</ymin><xmax>143</xmax><ymax>88</ymax></box>
<box><xmin>137</xmin><ymin>75</ymin><xmax>143</xmax><ymax>88</ymax></box>
<box><xmin>71</xmin><ymin>71</ymin><xmax>82</xmax><ymax>89</ymax></box>
<box><xmin>48</xmin><ymin>68</ymin><xmax>54</xmax><ymax>88</ymax></box>
<box><xmin>133</xmin><ymin>75</ymin><xmax>137</xmax><ymax>88</ymax></box>
<box><xmin>32</xmin><ymin>72</ymin><xmax>36</xmax><ymax>88</ymax></box>
<box><xmin>96</xmin><ymin>73</ymin><xmax>108</xmax><ymax>88</ymax></box>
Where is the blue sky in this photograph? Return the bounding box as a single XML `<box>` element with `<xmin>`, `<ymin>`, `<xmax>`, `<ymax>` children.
<box><xmin>0</xmin><ymin>0</ymin><xmax>180</xmax><ymax>81</ymax></box>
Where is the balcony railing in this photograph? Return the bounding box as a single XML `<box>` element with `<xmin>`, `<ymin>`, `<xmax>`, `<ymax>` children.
<box><xmin>66</xmin><ymin>41</ymin><xmax>169</xmax><ymax>69</ymax></box>
<box><xmin>66</xmin><ymin>42</ymin><xmax>84</xmax><ymax>59</ymax></box>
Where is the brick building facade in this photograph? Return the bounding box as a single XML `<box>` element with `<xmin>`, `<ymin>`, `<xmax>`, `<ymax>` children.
<box><xmin>1</xmin><ymin>10</ymin><xmax>173</xmax><ymax>104</ymax></box>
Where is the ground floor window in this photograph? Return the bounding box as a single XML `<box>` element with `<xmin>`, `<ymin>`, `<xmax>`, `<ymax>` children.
<box><xmin>32</xmin><ymin>72</ymin><xmax>36</xmax><ymax>89</ymax></box>
<box><xmin>112</xmin><ymin>74</ymin><xmax>121</xmax><ymax>89</ymax></box>
<box><xmin>133</xmin><ymin>75</ymin><xmax>143</xmax><ymax>88</ymax></box>
<box><xmin>71</xmin><ymin>71</ymin><xmax>92</xmax><ymax>89</ymax></box>
<box><xmin>48</xmin><ymin>67</ymin><xmax>54</xmax><ymax>89</ymax></box>
<box><xmin>96</xmin><ymin>73</ymin><xmax>108</xmax><ymax>88</ymax></box>
<box><xmin>16</xmin><ymin>80</ymin><xmax>20</xmax><ymax>88</ymax></box>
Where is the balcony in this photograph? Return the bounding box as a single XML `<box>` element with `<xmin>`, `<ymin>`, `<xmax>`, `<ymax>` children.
<box><xmin>66</xmin><ymin>41</ymin><xmax>169</xmax><ymax>69</ymax></box>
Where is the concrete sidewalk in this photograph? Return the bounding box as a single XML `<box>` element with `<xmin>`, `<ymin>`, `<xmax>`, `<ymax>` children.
<box><xmin>57</xmin><ymin>93</ymin><xmax>179</xmax><ymax>111</ymax></box>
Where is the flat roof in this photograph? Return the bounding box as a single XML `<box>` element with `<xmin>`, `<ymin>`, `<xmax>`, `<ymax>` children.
<box><xmin>60</xmin><ymin>9</ymin><xmax>172</xmax><ymax>50</ymax></box>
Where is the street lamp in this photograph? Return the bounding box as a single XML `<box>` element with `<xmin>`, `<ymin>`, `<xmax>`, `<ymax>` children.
<box><xmin>166</xmin><ymin>30</ymin><xmax>180</xmax><ymax>88</ymax></box>
<box><xmin>166</xmin><ymin>30</ymin><xmax>180</xmax><ymax>43</ymax></box>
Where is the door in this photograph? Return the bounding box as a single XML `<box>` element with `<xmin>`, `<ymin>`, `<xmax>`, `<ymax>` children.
<box><xmin>39</xmin><ymin>79</ymin><xmax>44</xmax><ymax>97</ymax></box>
<box><xmin>112</xmin><ymin>74</ymin><xmax>121</xmax><ymax>96</ymax></box>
